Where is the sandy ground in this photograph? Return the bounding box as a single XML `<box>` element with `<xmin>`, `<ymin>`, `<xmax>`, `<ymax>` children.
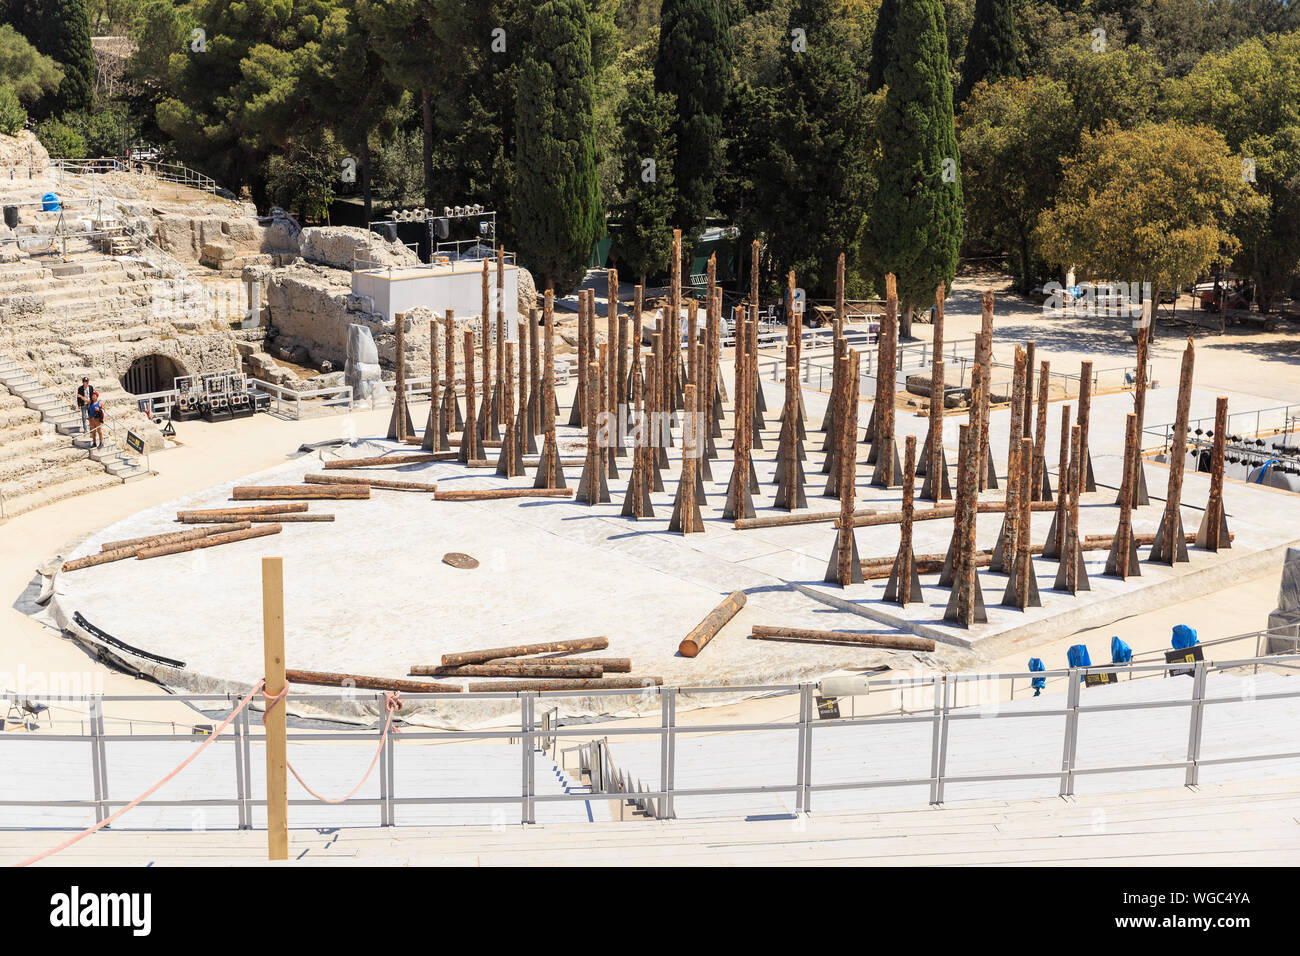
<box><xmin>2</xmin><ymin>272</ymin><xmax>1296</xmax><ymax>739</ymax></box>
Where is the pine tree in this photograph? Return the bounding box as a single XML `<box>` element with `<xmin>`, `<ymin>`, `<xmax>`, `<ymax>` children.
<box><xmin>613</xmin><ymin>72</ymin><xmax>677</xmax><ymax>287</ymax></box>
<box><xmin>654</xmin><ymin>0</ymin><xmax>732</xmax><ymax>244</ymax></box>
<box><xmin>756</xmin><ymin>0</ymin><xmax>873</xmax><ymax>296</ymax></box>
<box><xmin>865</xmin><ymin>0</ymin><xmax>898</xmax><ymax>94</ymax></box>
<box><xmin>866</xmin><ymin>0</ymin><xmax>963</xmax><ymax>332</ymax></box>
<box><xmin>957</xmin><ymin>0</ymin><xmax>1021</xmax><ymax>104</ymax></box>
<box><xmin>5</xmin><ymin>0</ymin><xmax>95</xmax><ymax>116</ymax></box>
<box><xmin>514</xmin><ymin>0</ymin><xmax>604</xmax><ymax>292</ymax></box>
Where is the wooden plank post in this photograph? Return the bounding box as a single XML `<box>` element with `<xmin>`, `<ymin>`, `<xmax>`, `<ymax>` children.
<box><xmin>261</xmin><ymin>556</ymin><xmax>288</xmax><ymax>861</ymax></box>
<box><xmin>1195</xmin><ymin>396</ymin><xmax>1231</xmax><ymax>551</ymax></box>
<box><xmin>1150</xmin><ymin>338</ymin><xmax>1195</xmax><ymax>564</ymax></box>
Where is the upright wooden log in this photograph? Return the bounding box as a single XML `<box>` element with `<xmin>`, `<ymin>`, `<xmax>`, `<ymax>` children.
<box><xmin>442</xmin><ymin>637</ymin><xmax>610</xmax><ymax>667</ymax></box>
<box><xmin>535</xmin><ymin>289</ymin><xmax>566</xmax><ymax>490</ymax></box>
<box><xmin>669</xmin><ymin>383</ymin><xmax>705</xmax><ymax>533</ymax></box>
<box><xmin>138</xmin><ymin>522</ymin><xmax>281</xmax><ymax>559</ymax></box>
<box><xmin>884</xmin><ymin>434</ymin><xmax>923</xmax><ymax>605</ymax></box>
<box><xmin>1077</xmin><ymin>359</ymin><xmax>1097</xmax><ymax>492</ymax></box>
<box><xmin>1124</xmin><ymin>306</ymin><xmax>1153</xmax><ymax>505</ymax></box>
<box><xmin>919</xmin><ymin>357</ymin><xmax>952</xmax><ymax>501</ymax></box>
<box><xmin>826</xmin><ymin>349</ymin><xmax>863</xmax><ymax>585</ymax></box>
<box><xmin>1001</xmin><ymin>437</ymin><xmax>1041</xmax><ymax>609</ymax></box>
<box><xmin>678</xmin><ymin>590</ymin><xmax>747</xmax><ymax>657</ymax></box>
<box><xmin>385</xmin><ymin>311</ymin><xmax>409</xmax><ymax>441</ymax></box>
<box><xmin>1031</xmin><ymin>360</ymin><xmax>1052</xmax><ymax>501</ymax></box>
<box><xmin>1022</xmin><ymin>341</ymin><xmax>1036</xmax><ymax>438</ymax></box>
<box><xmin>422</xmin><ymin>316</ymin><xmax>442</xmax><ymax>451</ymax></box>
<box><xmin>495</xmin><ymin>246</ymin><xmax>506</xmax><ymax>424</ymax></box>
<box><xmin>976</xmin><ymin>292</ymin><xmax>997</xmax><ymax>490</ymax></box>
<box><xmin>576</xmin><ymin>360</ymin><xmax>610</xmax><ymax>504</ymax></box>
<box><xmin>1052</xmin><ymin>425</ymin><xmax>1090</xmax><ymax>592</ymax></box>
<box><xmin>871</xmin><ymin>275</ymin><xmax>901</xmax><ymax>487</ymax></box>
<box><xmin>496</xmin><ymin>341</ymin><xmax>522</xmax><ymax>476</ymax></box>
<box><xmin>1195</xmin><ymin>396</ymin><xmax>1231</xmax><ymax>551</ymax></box>
<box><xmin>441</xmin><ymin>310</ymin><xmax>463</xmax><ymax>433</ymax></box>
<box><xmin>724</xmin><ymin>313</ymin><xmax>757</xmax><ymax>519</ymax></box>
<box><xmin>459</xmin><ymin>327</ymin><xmax>483</xmax><ymax>464</ymax></box>
<box><xmin>943</xmin><ymin>423</ymin><xmax>987</xmax><ymax>625</ymax></box>
<box><xmin>750</xmin><ymin>626</ymin><xmax>936</xmax><ymax>652</ymax></box>
<box><xmin>1043</xmin><ymin>404</ymin><xmax>1072</xmax><ymax>559</ymax></box>
<box><xmin>1150</xmin><ymin>338</ymin><xmax>1195</xmax><ymax>564</ymax></box>
<box><xmin>529</xmin><ymin>307</ymin><xmax>542</xmax><ymax>436</ymax></box>
<box><xmin>1105</xmin><ymin>413</ymin><xmax>1142</xmax><ymax>579</ymax></box>
<box><xmin>993</xmin><ymin>346</ymin><xmax>1027</xmax><ymax>572</ymax></box>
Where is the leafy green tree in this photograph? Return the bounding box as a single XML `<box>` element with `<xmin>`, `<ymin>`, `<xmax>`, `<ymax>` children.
<box><xmin>0</xmin><ymin>23</ymin><xmax>62</xmax><ymax>104</ymax></box>
<box><xmin>866</xmin><ymin>0</ymin><xmax>963</xmax><ymax>333</ymax></box>
<box><xmin>654</xmin><ymin>0</ymin><xmax>732</xmax><ymax>244</ymax></box>
<box><xmin>34</xmin><ymin>115</ymin><xmax>85</xmax><ymax>155</ymax></box>
<box><xmin>1036</xmin><ymin>122</ymin><xmax>1265</xmax><ymax>305</ymax></box>
<box><xmin>0</xmin><ymin>83</ymin><xmax>26</xmax><ymax>134</ymax></box>
<box><xmin>612</xmin><ymin>69</ymin><xmax>677</xmax><ymax>286</ymax></box>
<box><xmin>4</xmin><ymin>0</ymin><xmax>95</xmax><ymax>116</ymax></box>
<box><xmin>956</xmin><ymin>0</ymin><xmax>1020</xmax><ymax>104</ymax></box>
<box><xmin>958</xmin><ymin>76</ymin><xmax>1076</xmax><ymax>290</ymax></box>
<box><xmin>1041</xmin><ymin>39</ymin><xmax>1163</xmax><ymax>133</ymax></box>
<box><xmin>514</xmin><ymin>0</ymin><xmax>604</xmax><ymax>291</ymax></box>
<box><xmin>1167</xmin><ymin>31</ymin><xmax>1300</xmax><ymax>310</ymax></box>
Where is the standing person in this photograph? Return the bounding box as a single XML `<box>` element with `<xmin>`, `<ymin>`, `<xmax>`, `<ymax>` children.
<box><xmin>77</xmin><ymin>376</ymin><xmax>93</xmax><ymax>432</ymax></box>
<box><xmin>88</xmin><ymin>391</ymin><xmax>105</xmax><ymax>448</ymax></box>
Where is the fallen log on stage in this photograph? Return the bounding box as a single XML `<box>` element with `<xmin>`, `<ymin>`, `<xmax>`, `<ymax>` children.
<box><xmin>750</xmin><ymin>626</ymin><xmax>936</xmax><ymax>652</ymax></box>
<box><xmin>285</xmin><ymin>669</ymin><xmax>461</xmax><ymax>694</ymax></box>
<box><xmin>176</xmin><ymin>502</ymin><xmax>308</xmax><ymax>520</ymax></box>
<box><xmin>409</xmin><ymin>662</ymin><xmax>604</xmax><ymax>679</ymax></box>
<box><xmin>734</xmin><ymin>510</ymin><xmax>875</xmax><ymax>530</ymax></box>
<box><xmin>304</xmin><ymin>473</ymin><xmax>438</xmax><ymax>493</ymax></box>
<box><xmin>322</xmin><ymin>452</ymin><xmax>451</xmax><ymax>469</ymax></box>
<box><xmin>465</xmin><ymin>458</ymin><xmax>587</xmax><ymax>469</ymax></box>
<box><xmin>178</xmin><ymin>513</ymin><xmax>335</xmax><ymax>523</ymax></box>
<box><xmin>496</xmin><ymin>656</ymin><xmax>632</xmax><ymax>673</ymax></box>
<box><xmin>678</xmin><ymin>590</ymin><xmax>747</xmax><ymax>658</ymax></box>
<box><xmin>462</xmin><ymin>676</ymin><xmax>662</xmax><ymax>692</ymax></box>
<box><xmin>442</xmin><ymin>637</ymin><xmax>610</xmax><ymax>667</ymax></box>
<box><xmin>857</xmin><ymin>531</ymin><xmax>1224</xmax><ymax>579</ymax></box>
<box><xmin>136</xmin><ymin>523</ymin><xmax>282</xmax><ymax>560</ymax></box>
<box><xmin>434</xmin><ymin>488</ymin><xmax>574</xmax><ymax>501</ymax></box>
<box><xmin>837</xmin><ymin>499</ymin><xmax>1055</xmax><ymax>529</ymax></box>
<box><xmin>232</xmin><ymin>484</ymin><xmax>370</xmax><ymax>500</ymax></box>
<box><xmin>98</xmin><ymin>521</ymin><xmax>253</xmax><ymax>553</ymax></box>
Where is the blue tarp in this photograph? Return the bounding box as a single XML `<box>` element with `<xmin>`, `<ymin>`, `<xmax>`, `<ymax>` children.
<box><xmin>1067</xmin><ymin>644</ymin><xmax>1092</xmax><ymax>669</ymax></box>
<box><xmin>1110</xmin><ymin>636</ymin><xmax>1132</xmax><ymax>664</ymax></box>
<box><xmin>40</xmin><ymin>192</ymin><xmax>59</xmax><ymax>212</ymax></box>
<box><xmin>1028</xmin><ymin>658</ymin><xmax>1046</xmax><ymax>696</ymax></box>
<box><xmin>1172</xmin><ymin>625</ymin><xmax>1199</xmax><ymax>649</ymax></box>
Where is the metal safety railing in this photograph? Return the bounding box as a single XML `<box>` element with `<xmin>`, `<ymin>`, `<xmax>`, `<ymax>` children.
<box><xmin>3</xmin><ymin>648</ymin><xmax>1297</xmax><ymax>829</ymax></box>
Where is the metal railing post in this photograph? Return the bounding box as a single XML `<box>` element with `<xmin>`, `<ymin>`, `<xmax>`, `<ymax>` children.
<box><xmin>88</xmin><ymin>696</ymin><xmax>107</xmax><ymax>824</ymax></box>
<box><xmin>1059</xmin><ymin>671</ymin><xmax>1081</xmax><ymax>797</ymax></box>
<box><xmin>520</xmin><ymin>692</ymin><xmax>535</xmax><ymax>824</ymax></box>
<box><xmin>658</xmin><ymin>687</ymin><xmax>676</xmax><ymax>819</ymax></box>
<box><xmin>934</xmin><ymin>676</ymin><xmax>952</xmax><ymax>805</ymax></box>
<box><xmin>385</xmin><ymin>710</ymin><xmax>397</xmax><ymax>826</ymax></box>
<box><xmin>1184</xmin><ymin>661</ymin><xmax>1208</xmax><ymax>787</ymax></box>
<box><xmin>928</xmin><ymin>676</ymin><xmax>944</xmax><ymax>804</ymax></box>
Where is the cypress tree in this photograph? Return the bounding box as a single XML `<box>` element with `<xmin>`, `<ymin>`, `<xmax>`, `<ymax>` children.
<box><xmin>514</xmin><ymin>0</ymin><xmax>603</xmax><ymax>292</ymax></box>
<box><xmin>867</xmin><ymin>0</ymin><xmax>963</xmax><ymax>333</ymax></box>
<box><xmin>865</xmin><ymin>0</ymin><xmax>898</xmax><ymax>94</ymax></box>
<box><xmin>5</xmin><ymin>0</ymin><xmax>94</xmax><ymax>116</ymax></box>
<box><xmin>654</xmin><ymin>0</ymin><xmax>732</xmax><ymax>244</ymax></box>
<box><xmin>957</xmin><ymin>0</ymin><xmax>1022</xmax><ymax>104</ymax></box>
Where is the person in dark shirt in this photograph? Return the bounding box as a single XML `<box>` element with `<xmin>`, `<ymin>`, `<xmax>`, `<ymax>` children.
<box><xmin>77</xmin><ymin>377</ymin><xmax>93</xmax><ymax>432</ymax></box>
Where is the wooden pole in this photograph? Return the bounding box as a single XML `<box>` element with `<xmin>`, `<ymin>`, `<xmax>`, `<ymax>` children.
<box><xmin>138</xmin><ymin>523</ymin><xmax>281</xmax><ymax>559</ymax></box>
<box><xmin>435</xmin><ymin>487</ymin><xmax>574</xmax><ymax>501</ymax></box>
<box><xmin>262</xmin><ymin>556</ymin><xmax>288</xmax><ymax>861</ymax></box>
<box><xmin>442</xmin><ymin>637</ymin><xmax>610</xmax><ymax>667</ymax></box>
<box><xmin>480</xmin><ymin>260</ymin><xmax>493</xmax><ymax>438</ymax></box>
<box><xmin>885</xmin><ymin>433</ymin><xmax>921</xmax><ymax>606</ymax></box>
<box><xmin>678</xmin><ymin>590</ymin><xmax>747</xmax><ymax>657</ymax></box>
<box><xmin>495</xmin><ymin>246</ymin><xmax>506</xmax><ymax>423</ymax></box>
<box><xmin>529</xmin><ymin>307</ymin><xmax>541</xmax><ymax>436</ymax></box>
<box><xmin>1151</xmin><ymin>338</ymin><xmax>1195</xmax><ymax>564</ymax></box>
<box><xmin>750</xmin><ymin>626</ymin><xmax>935</xmax><ymax>652</ymax></box>
<box><xmin>535</xmin><ymin>288</ymin><xmax>565</xmax><ymax>490</ymax></box>
<box><xmin>1031</xmin><ymin>360</ymin><xmax>1051</xmax><ymax>501</ymax></box>
<box><xmin>423</xmin><ymin>316</ymin><xmax>441</xmax><ymax>451</ymax></box>
<box><xmin>389</xmin><ymin>311</ymin><xmax>408</xmax><ymax>441</ymax></box>
<box><xmin>443</xmin><ymin>310</ymin><xmax>460</xmax><ymax>435</ymax></box>
<box><xmin>287</xmin><ymin>669</ymin><xmax>460</xmax><ymax>694</ymax></box>
<box><xmin>176</xmin><ymin>502</ymin><xmax>306</xmax><ymax>520</ymax></box>
<box><xmin>827</xmin><ymin>348</ymin><xmax>862</xmax><ymax>584</ymax></box>
<box><xmin>460</xmin><ymin>327</ymin><xmax>482</xmax><ymax>463</ymax></box>
<box><xmin>977</xmin><ymin>292</ymin><xmax>995</xmax><ymax>490</ymax></box>
<box><xmin>323</xmin><ymin>452</ymin><xmax>446</xmax><ymax>469</ymax></box>
<box><xmin>98</xmin><ymin>521</ymin><xmax>255</xmax><ymax>553</ymax></box>
<box><xmin>1196</xmin><ymin>395</ymin><xmax>1230</xmax><ymax>551</ymax></box>
<box><xmin>232</xmin><ymin>485</ymin><xmax>369</xmax><ymax>500</ymax></box>
<box><xmin>412</xmin><ymin>662</ymin><xmax>604</xmax><ymax>679</ymax></box>
<box><xmin>304</xmin><ymin>473</ymin><xmax>436</xmax><ymax>492</ymax></box>
<box><xmin>1128</xmin><ymin>309</ymin><xmax>1152</xmax><ymax>504</ymax></box>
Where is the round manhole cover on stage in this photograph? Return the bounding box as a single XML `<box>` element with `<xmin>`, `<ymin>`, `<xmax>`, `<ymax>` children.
<box><xmin>443</xmin><ymin>552</ymin><xmax>479</xmax><ymax>569</ymax></box>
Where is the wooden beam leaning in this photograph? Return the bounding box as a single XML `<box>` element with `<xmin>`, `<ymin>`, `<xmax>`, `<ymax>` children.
<box><xmin>137</xmin><ymin>523</ymin><xmax>281</xmax><ymax>559</ymax></box>
<box><xmin>495</xmin><ymin>246</ymin><xmax>506</xmax><ymax>424</ymax></box>
<box><xmin>991</xmin><ymin>346</ymin><xmax>1027</xmax><ymax>573</ymax></box>
<box><xmin>884</xmin><ymin>434</ymin><xmax>923</xmax><ymax>605</ymax></box>
<box><xmin>1150</xmin><ymin>338</ymin><xmax>1196</xmax><ymax>564</ymax></box>
<box><xmin>1195</xmin><ymin>396</ymin><xmax>1231</xmax><ymax>551</ymax></box>
<box><xmin>750</xmin><ymin>626</ymin><xmax>936</xmax><ymax>653</ymax></box>
<box><xmin>442</xmin><ymin>637</ymin><xmax>611</xmax><ymax>667</ymax></box>
<box><xmin>678</xmin><ymin>590</ymin><xmax>747</xmax><ymax>658</ymax></box>
<box><xmin>825</xmin><ymin>348</ymin><xmax>863</xmax><ymax>585</ymax></box>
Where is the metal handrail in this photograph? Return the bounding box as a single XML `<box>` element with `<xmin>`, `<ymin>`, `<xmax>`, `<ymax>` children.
<box><xmin>3</xmin><ymin>649</ymin><xmax>1297</xmax><ymax>828</ymax></box>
